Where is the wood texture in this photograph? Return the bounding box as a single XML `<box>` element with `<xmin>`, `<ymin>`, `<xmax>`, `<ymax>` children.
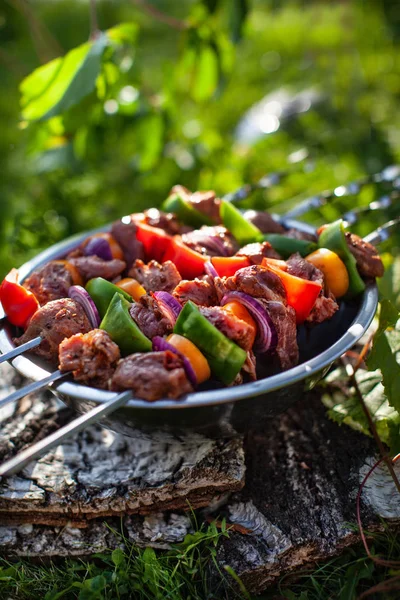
<box><xmin>1</xmin><ymin>362</ymin><xmax>399</xmax><ymax>593</ymax></box>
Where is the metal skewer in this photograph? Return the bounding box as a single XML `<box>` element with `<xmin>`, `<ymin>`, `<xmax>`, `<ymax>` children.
<box><xmin>282</xmin><ymin>165</ymin><xmax>400</xmax><ymax>220</ymax></box>
<box><xmin>0</xmin><ymin>370</ymin><xmax>68</xmax><ymax>410</ymax></box>
<box><xmin>0</xmin><ymin>391</ymin><xmax>132</xmax><ymax>478</ymax></box>
<box><xmin>0</xmin><ymin>336</ymin><xmax>42</xmax><ymax>365</ymax></box>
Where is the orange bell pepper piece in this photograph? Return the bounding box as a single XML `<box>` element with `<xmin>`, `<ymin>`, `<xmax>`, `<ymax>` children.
<box><xmin>211</xmin><ymin>256</ymin><xmax>251</xmax><ymax>278</ymax></box>
<box><xmin>262</xmin><ymin>258</ymin><xmax>322</xmax><ymax>323</ymax></box>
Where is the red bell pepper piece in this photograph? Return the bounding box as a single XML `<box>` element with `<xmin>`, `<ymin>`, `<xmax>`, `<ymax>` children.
<box><xmin>261</xmin><ymin>258</ymin><xmax>322</xmax><ymax>324</ymax></box>
<box><xmin>211</xmin><ymin>256</ymin><xmax>251</xmax><ymax>278</ymax></box>
<box><xmin>162</xmin><ymin>237</ymin><xmax>208</xmax><ymax>279</ymax></box>
<box><xmin>134</xmin><ymin>220</ymin><xmax>173</xmax><ymax>263</ymax></box>
<box><xmin>0</xmin><ymin>269</ymin><xmax>39</xmax><ymax>328</ymax></box>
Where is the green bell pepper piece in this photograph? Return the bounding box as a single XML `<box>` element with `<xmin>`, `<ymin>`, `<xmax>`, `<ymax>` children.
<box><xmin>173</xmin><ymin>300</ymin><xmax>247</xmax><ymax>385</ymax></box>
<box><xmin>162</xmin><ymin>192</ymin><xmax>214</xmax><ymax>227</ymax></box>
<box><xmin>318</xmin><ymin>220</ymin><xmax>365</xmax><ymax>297</ymax></box>
<box><xmin>220</xmin><ymin>200</ymin><xmax>264</xmax><ymax>246</ymax></box>
<box><xmin>86</xmin><ymin>277</ymin><xmax>133</xmax><ymax>318</ymax></box>
<box><xmin>263</xmin><ymin>234</ymin><xmax>317</xmax><ymax>258</ymax></box>
<box><xmin>100</xmin><ymin>292</ymin><xmax>152</xmax><ymax>356</ymax></box>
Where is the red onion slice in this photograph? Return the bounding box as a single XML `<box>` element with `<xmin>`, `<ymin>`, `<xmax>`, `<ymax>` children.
<box><xmin>221</xmin><ymin>291</ymin><xmax>277</xmax><ymax>353</ymax></box>
<box><xmin>84</xmin><ymin>237</ymin><xmax>113</xmax><ymax>261</ymax></box>
<box><xmin>153</xmin><ymin>291</ymin><xmax>182</xmax><ymax>325</ymax></box>
<box><xmin>204</xmin><ymin>261</ymin><xmax>218</xmax><ymax>279</ymax></box>
<box><xmin>182</xmin><ymin>231</ymin><xmax>228</xmax><ymax>256</ymax></box>
<box><xmin>68</xmin><ymin>285</ymin><xmax>101</xmax><ymax>328</ymax></box>
<box><xmin>152</xmin><ymin>336</ymin><xmax>197</xmax><ymax>387</ymax></box>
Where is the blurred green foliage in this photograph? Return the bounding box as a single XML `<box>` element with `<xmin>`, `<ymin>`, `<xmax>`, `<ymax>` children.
<box><xmin>1</xmin><ymin>0</ymin><xmax>400</xmax><ymax>279</ymax></box>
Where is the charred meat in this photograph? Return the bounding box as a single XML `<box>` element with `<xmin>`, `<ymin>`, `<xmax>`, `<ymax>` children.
<box><xmin>142</xmin><ymin>208</ymin><xmax>182</xmax><ymax>236</ymax></box>
<box><xmin>345</xmin><ymin>232</ymin><xmax>384</xmax><ymax>278</ymax></box>
<box><xmin>129</xmin><ymin>259</ymin><xmax>181</xmax><ymax>293</ymax></box>
<box><xmin>14</xmin><ymin>298</ymin><xmax>91</xmax><ymax>362</ymax></box>
<box><xmin>69</xmin><ymin>256</ymin><xmax>126</xmax><ymax>282</ymax></box>
<box><xmin>236</xmin><ymin>241</ymin><xmax>281</xmax><ymax>264</ymax></box>
<box><xmin>199</xmin><ymin>306</ymin><xmax>255</xmax><ymax>352</ymax></box>
<box><xmin>59</xmin><ymin>329</ymin><xmax>120</xmax><ymax>389</ymax></box>
<box><xmin>23</xmin><ymin>261</ymin><xmax>75</xmax><ymax>305</ymax></box>
<box><xmin>173</xmin><ymin>277</ymin><xmax>218</xmax><ymax>307</ymax></box>
<box><xmin>111</xmin><ymin>351</ymin><xmax>193</xmax><ymax>401</ymax></box>
<box><xmin>130</xmin><ymin>294</ymin><xmax>174</xmax><ymax>339</ymax></box>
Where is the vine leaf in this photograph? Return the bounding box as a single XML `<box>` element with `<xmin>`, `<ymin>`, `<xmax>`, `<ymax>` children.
<box><xmin>367</xmin><ymin>299</ymin><xmax>400</xmax><ymax>414</ymax></box>
<box><xmin>20</xmin><ymin>33</ymin><xmax>109</xmax><ymax>122</ymax></box>
<box><xmin>322</xmin><ymin>299</ymin><xmax>400</xmax><ymax>455</ymax></box>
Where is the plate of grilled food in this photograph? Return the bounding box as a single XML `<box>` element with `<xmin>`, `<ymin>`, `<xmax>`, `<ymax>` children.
<box><xmin>0</xmin><ymin>180</ymin><xmax>390</xmax><ymax>477</ymax></box>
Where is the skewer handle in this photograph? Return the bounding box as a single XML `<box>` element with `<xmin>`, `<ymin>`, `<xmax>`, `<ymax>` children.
<box><xmin>0</xmin><ymin>336</ymin><xmax>42</xmax><ymax>365</ymax></box>
<box><xmin>0</xmin><ymin>391</ymin><xmax>132</xmax><ymax>478</ymax></box>
<box><xmin>0</xmin><ymin>370</ymin><xmax>67</xmax><ymax>410</ymax></box>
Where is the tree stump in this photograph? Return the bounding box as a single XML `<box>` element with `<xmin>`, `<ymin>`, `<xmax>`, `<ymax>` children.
<box><xmin>0</xmin><ymin>362</ymin><xmax>399</xmax><ymax>592</ymax></box>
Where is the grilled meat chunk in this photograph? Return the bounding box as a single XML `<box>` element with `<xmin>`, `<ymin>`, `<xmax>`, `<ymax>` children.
<box><xmin>286</xmin><ymin>253</ymin><xmax>323</xmax><ymax>284</ymax></box>
<box><xmin>173</xmin><ymin>277</ymin><xmax>218</xmax><ymax>307</ymax></box>
<box><xmin>111</xmin><ymin>218</ymin><xmax>145</xmax><ymax>267</ymax></box>
<box><xmin>199</xmin><ymin>306</ymin><xmax>255</xmax><ymax>351</ymax></box>
<box><xmin>23</xmin><ymin>261</ymin><xmax>74</xmax><ymax>305</ymax></box>
<box><xmin>142</xmin><ymin>208</ymin><xmax>182</xmax><ymax>236</ymax></box>
<box><xmin>182</xmin><ymin>226</ymin><xmax>238</xmax><ymax>257</ymax></box>
<box><xmin>345</xmin><ymin>232</ymin><xmax>384</xmax><ymax>278</ymax></box>
<box><xmin>111</xmin><ymin>351</ymin><xmax>193</xmax><ymax>401</ymax></box>
<box><xmin>236</xmin><ymin>241</ymin><xmax>281</xmax><ymax>264</ymax></box>
<box><xmin>307</xmin><ymin>293</ymin><xmax>339</xmax><ymax>324</ymax></box>
<box><xmin>69</xmin><ymin>256</ymin><xmax>126</xmax><ymax>282</ymax></box>
<box><xmin>129</xmin><ymin>259</ymin><xmax>181</xmax><ymax>293</ymax></box>
<box><xmin>14</xmin><ymin>298</ymin><xmax>91</xmax><ymax>363</ymax></box>
<box><xmin>286</xmin><ymin>253</ymin><xmax>338</xmax><ymax>324</ymax></box>
<box><xmin>242</xmin><ymin>210</ymin><xmax>285</xmax><ymax>234</ymax></box>
<box><xmin>171</xmin><ymin>185</ymin><xmax>221</xmax><ymax>223</ymax></box>
<box><xmin>130</xmin><ymin>294</ymin><xmax>174</xmax><ymax>339</ymax></box>
<box><xmin>215</xmin><ymin>265</ymin><xmax>286</xmax><ymax>304</ymax></box>
<box><xmin>59</xmin><ymin>329</ymin><xmax>120</xmax><ymax>389</ymax></box>
<box><xmin>215</xmin><ymin>265</ymin><xmax>298</xmax><ymax>369</ymax></box>
<box><xmin>262</xmin><ymin>300</ymin><xmax>299</xmax><ymax>370</ymax></box>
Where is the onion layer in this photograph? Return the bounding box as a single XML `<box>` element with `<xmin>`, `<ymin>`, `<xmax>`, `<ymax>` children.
<box><xmin>84</xmin><ymin>237</ymin><xmax>113</xmax><ymax>261</ymax></box>
<box><xmin>68</xmin><ymin>285</ymin><xmax>101</xmax><ymax>328</ymax></box>
<box><xmin>153</xmin><ymin>291</ymin><xmax>182</xmax><ymax>324</ymax></box>
<box><xmin>221</xmin><ymin>291</ymin><xmax>277</xmax><ymax>353</ymax></box>
<box><xmin>204</xmin><ymin>261</ymin><xmax>218</xmax><ymax>279</ymax></box>
<box><xmin>182</xmin><ymin>231</ymin><xmax>228</xmax><ymax>256</ymax></box>
<box><xmin>152</xmin><ymin>336</ymin><xmax>197</xmax><ymax>386</ymax></box>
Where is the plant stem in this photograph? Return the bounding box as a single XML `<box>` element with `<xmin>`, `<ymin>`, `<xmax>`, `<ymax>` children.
<box><xmin>131</xmin><ymin>0</ymin><xmax>187</xmax><ymax>30</ymax></box>
<box><xmin>89</xmin><ymin>0</ymin><xmax>100</xmax><ymax>40</ymax></box>
<box><xmin>343</xmin><ymin>357</ymin><xmax>400</xmax><ymax>495</ymax></box>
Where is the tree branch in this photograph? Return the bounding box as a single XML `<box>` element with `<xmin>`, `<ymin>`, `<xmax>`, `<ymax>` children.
<box><xmin>89</xmin><ymin>0</ymin><xmax>100</xmax><ymax>40</ymax></box>
<box><xmin>131</xmin><ymin>0</ymin><xmax>187</xmax><ymax>30</ymax></box>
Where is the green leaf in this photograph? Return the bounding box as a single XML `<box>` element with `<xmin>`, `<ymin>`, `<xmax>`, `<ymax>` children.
<box><xmin>111</xmin><ymin>548</ymin><xmax>125</xmax><ymax>567</ymax></box>
<box><xmin>229</xmin><ymin>0</ymin><xmax>249</xmax><ymax>43</ymax></box>
<box><xmin>322</xmin><ymin>367</ymin><xmax>400</xmax><ymax>453</ymax></box>
<box><xmin>21</xmin><ymin>33</ymin><xmax>109</xmax><ymax>122</ymax></box>
<box><xmin>136</xmin><ymin>112</ymin><xmax>164</xmax><ymax>171</ymax></box>
<box><xmin>192</xmin><ymin>45</ymin><xmax>219</xmax><ymax>102</ymax></box>
<box><xmin>107</xmin><ymin>22</ymin><xmax>138</xmax><ymax>45</ymax></box>
<box><xmin>367</xmin><ymin>299</ymin><xmax>400</xmax><ymax>413</ymax></box>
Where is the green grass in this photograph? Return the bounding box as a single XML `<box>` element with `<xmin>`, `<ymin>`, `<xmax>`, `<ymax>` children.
<box><xmin>1</xmin><ymin>521</ymin><xmax>399</xmax><ymax>600</ymax></box>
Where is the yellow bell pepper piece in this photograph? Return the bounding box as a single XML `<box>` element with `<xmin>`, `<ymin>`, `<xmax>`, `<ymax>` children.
<box><xmin>305</xmin><ymin>248</ymin><xmax>349</xmax><ymax>298</ymax></box>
